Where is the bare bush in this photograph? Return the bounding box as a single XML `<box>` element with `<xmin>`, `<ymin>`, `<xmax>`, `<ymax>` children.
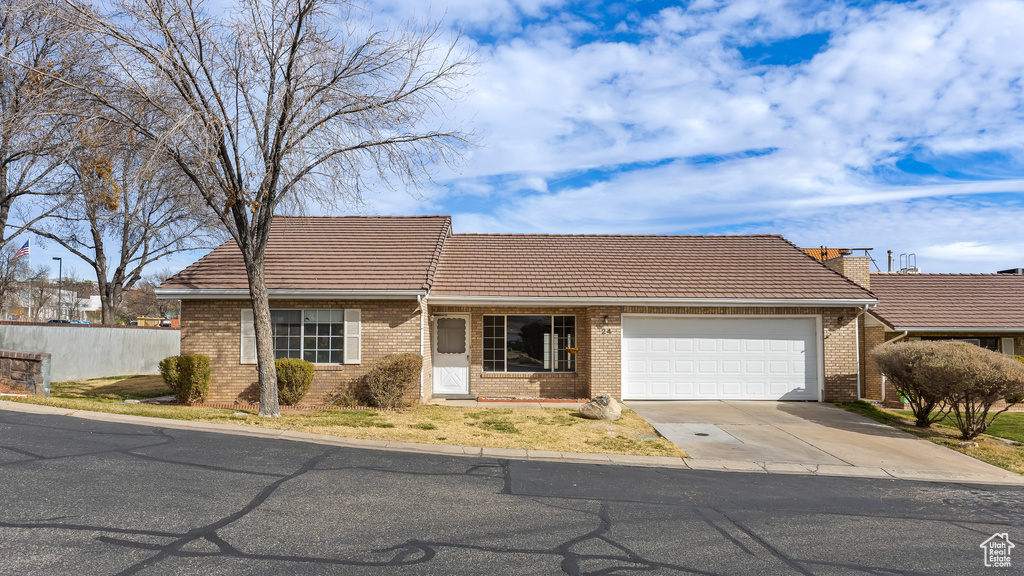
<box><xmin>366</xmin><ymin>353</ymin><xmax>422</xmax><ymax>409</ymax></box>
<box><xmin>917</xmin><ymin>342</ymin><xmax>1024</xmax><ymax>440</ymax></box>
<box><xmin>870</xmin><ymin>341</ymin><xmax>952</xmax><ymax>427</ymax></box>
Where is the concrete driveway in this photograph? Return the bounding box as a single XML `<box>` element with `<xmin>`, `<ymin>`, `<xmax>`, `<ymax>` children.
<box><xmin>626</xmin><ymin>400</ymin><xmax>1020</xmax><ymax>481</ymax></box>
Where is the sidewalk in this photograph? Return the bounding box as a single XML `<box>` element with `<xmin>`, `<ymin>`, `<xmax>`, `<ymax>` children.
<box><xmin>3</xmin><ymin>399</ymin><xmax>1023</xmax><ymax>485</ymax></box>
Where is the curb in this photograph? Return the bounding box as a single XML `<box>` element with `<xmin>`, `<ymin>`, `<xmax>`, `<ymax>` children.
<box><xmin>3</xmin><ymin>400</ymin><xmax>1023</xmax><ymax>486</ymax></box>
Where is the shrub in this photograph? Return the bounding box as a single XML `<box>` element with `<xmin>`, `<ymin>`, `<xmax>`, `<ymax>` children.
<box><xmin>921</xmin><ymin>342</ymin><xmax>1024</xmax><ymax>440</ymax></box>
<box><xmin>870</xmin><ymin>341</ymin><xmax>952</xmax><ymax>427</ymax></box>
<box><xmin>275</xmin><ymin>358</ymin><xmax>314</xmax><ymax>406</ymax></box>
<box><xmin>158</xmin><ymin>356</ymin><xmax>179</xmax><ymax>394</ymax></box>
<box><xmin>366</xmin><ymin>353</ymin><xmax>422</xmax><ymax>409</ymax></box>
<box><xmin>173</xmin><ymin>354</ymin><xmax>211</xmax><ymax>404</ymax></box>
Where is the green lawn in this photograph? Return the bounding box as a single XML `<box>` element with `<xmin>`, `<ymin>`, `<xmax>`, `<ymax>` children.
<box><xmin>51</xmin><ymin>375</ymin><xmax>172</xmax><ymax>400</ymax></box>
<box><xmin>889</xmin><ymin>408</ymin><xmax>1024</xmax><ymax>444</ymax></box>
<box><xmin>837</xmin><ymin>401</ymin><xmax>1024</xmax><ymax>475</ymax></box>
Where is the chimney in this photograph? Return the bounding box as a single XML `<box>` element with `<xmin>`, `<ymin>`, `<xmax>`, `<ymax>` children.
<box><xmin>823</xmin><ymin>254</ymin><xmax>871</xmax><ymax>290</ymax></box>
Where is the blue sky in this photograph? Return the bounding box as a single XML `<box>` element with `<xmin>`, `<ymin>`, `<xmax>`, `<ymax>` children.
<box><xmin>27</xmin><ymin>0</ymin><xmax>1024</xmax><ymax>277</ymax></box>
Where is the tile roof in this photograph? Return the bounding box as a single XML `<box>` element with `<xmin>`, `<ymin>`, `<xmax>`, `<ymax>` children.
<box><xmin>869</xmin><ymin>273</ymin><xmax>1024</xmax><ymax>329</ymax></box>
<box><xmin>803</xmin><ymin>248</ymin><xmax>851</xmax><ymax>261</ymax></box>
<box><xmin>160</xmin><ymin>216</ymin><xmax>451</xmax><ymax>292</ymax></box>
<box><xmin>430</xmin><ymin>234</ymin><xmax>874</xmax><ymax>300</ymax></box>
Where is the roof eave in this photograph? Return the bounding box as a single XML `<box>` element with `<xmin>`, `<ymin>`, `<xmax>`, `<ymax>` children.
<box><xmin>155</xmin><ymin>288</ymin><xmax>427</xmax><ymax>300</ymax></box>
<box><xmin>888</xmin><ymin>326</ymin><xmax>1024</xmax><ymax>333</ymax></box>
<box><xmin>423</xmin><ymin>295</ymin><xmax>879</xmax><ymax>307</ymax></box>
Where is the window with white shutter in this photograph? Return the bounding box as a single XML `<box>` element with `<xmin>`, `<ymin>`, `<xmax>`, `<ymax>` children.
<box><xmin>344</xmin><ymin>309</ymin><xmax>361</xmax><ymax>364</ymax></box>
<box><xmin>240</xmin><ymin>309</ymin><xmax>256</xmax><ymax>364</ymax></box>
<box><xmin>1002</xmin><ymin>337</ymin><xmax>1015</xmax><ymax>356</ymax></box>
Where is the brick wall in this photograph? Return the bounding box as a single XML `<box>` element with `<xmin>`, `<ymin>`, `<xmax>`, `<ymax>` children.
<box><xmin>0</xmin><ymin>349</ymin><xmax>51</xmax><ymax>396</ymax></box>
<box><xmin>180</xmin><ymin>299</ymin><xmax>423</xmax><ymax>404</ymax></box>
<box><xmin>823</xmin><ymin>256</ymin><xmax>871</xmax><ymax>289</ymax></box>
<box><xmin>861</xmin><ymin>323</ymin><xmax>885</xmax><ymax>400</ymax></box>
<box><xmin>429</xmin><ymin>306</ymin><xmax>591</xmax><ymax>399</ymax></box>
<box><xmin>420</xmin><ymin>300</ymin><xmax>433</xmax><ymax>399</ymax></box>
<box><xmin>425</xmin><ymin>305</ymin><xmax>860</xmax><ymax>401</ymax></box>
<box><xmin>588</xmin><ymin>306</ymin><xmax>621</xmax><ymax>397</ymax></box>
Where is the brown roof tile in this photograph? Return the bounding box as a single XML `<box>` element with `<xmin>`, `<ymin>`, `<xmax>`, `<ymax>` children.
<box><xmin>431</xmin><ymin>234</ymin><xmax>873</xmax><ymax>300</ymax></box>
<box><xmin>869</xmin><ymin>273</ymin><xmax>1024</xmax><ymax>329</ymax></box>
<box><xmin>161</xmin><ymin>216</ymin><xmax>451</xmax><ymax>292</ymax></box>
<box><xmin>803</xmin><ymin>247</ymin><xmax>852</xmax><ymax>261</ymax></box>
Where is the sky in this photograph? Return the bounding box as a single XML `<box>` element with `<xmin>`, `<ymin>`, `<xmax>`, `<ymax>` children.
<box><xmin>25</xmin><ymin>0</ymin><xmax>1024</xmax><ymax>277</ymax></box>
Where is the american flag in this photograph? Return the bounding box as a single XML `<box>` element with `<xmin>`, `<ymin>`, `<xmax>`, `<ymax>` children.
<box><xmin>12</xmin><ymin>240</ymin><xmax>29</xmax><ymax>261</ymax></box>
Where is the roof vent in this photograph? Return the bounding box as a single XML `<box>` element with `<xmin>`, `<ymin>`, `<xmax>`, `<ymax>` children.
<box><xmin>997</xmin><ymin>268</ymin><xmax>1023</xmax><ymax>274</ymax></box>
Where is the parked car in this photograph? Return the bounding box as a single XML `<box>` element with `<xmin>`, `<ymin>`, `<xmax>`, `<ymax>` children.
<box><xmin>47</xmin><ymin>319</ymin><xmax>71</xmax><ymax>324</ymax></box>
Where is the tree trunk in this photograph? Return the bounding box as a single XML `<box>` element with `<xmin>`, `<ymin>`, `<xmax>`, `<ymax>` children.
<box><xmin>245</xmin><ymin>258</ymin><xmax>279</xmax><ymax>417</ymax></box>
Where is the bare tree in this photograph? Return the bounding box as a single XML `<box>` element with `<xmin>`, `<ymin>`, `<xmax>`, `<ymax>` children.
<box><xmin>0</xmin><ymin>0</ymin><xmax>82</xmax><ymax>246</ymax></box>
<box><xmin>61</xmin><ymin>0</ymin><xmax>474</xmax><ymax>415</ymax></box>
<box><xmin>25</xmin><ymin>263</ymin><xmax>52</xmax><ymax>320</ymax></box>
<box><xmin>0</xmin><ymin>242</ymin><xmax>31</xmax><ymax>315</ymax></box>
<box><xmin>31</xmin><ymin>116</ymin><xmax>218</xmax><ymax>324</ymax></box>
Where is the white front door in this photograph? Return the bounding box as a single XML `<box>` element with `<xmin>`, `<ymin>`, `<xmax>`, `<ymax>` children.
<box><xmin>432</xmin><ymin>314</ymin><xmax>470</xmax><ymax>395</ymax></box>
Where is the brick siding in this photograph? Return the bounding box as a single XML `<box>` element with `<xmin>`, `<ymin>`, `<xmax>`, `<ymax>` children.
<box><xmin>184</xmin><ymin>300</ymin><xmax>862</xmax><ymax>403</ymax></box>
<box><xmin>429</xmin><ymin>306</ymin><xmax>592</xmax><ymax>399</ymax></box>
<box><xmin>180</xmin><ymin>299</ymin><xmax>424</xmax><ymax>404</ymax></box>
<box><xmin>823</xmin><ymin>256</ymin><xmax>871</xmax><ymax>290</ymax></box>
<box><xmin>433</xmin><ymin>304</ymin><xmax>860</xmax><ymax>401</ymax></box>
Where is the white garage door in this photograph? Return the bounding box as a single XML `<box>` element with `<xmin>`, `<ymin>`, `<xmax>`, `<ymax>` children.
<box><xmin>621</xmin><ymin>316</ymin><xmax>819</xmax><ymax>400</ymax></box>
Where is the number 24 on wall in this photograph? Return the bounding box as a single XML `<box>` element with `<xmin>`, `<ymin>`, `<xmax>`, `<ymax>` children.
<box><xmin>600</xmin><ymin>328</ymin><xmax>614</xmax><ymax>335</ymax></box>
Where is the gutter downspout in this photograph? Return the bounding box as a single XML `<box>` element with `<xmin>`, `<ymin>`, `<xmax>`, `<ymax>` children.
<box><xmin>854</xmin><ymin>305</ymin><xmax>869</xmax><ymax>401</ymax></box>
<box><xmin>880</xmin><ymin>330</ymin><xmax>909</xmax><ymax>402</ymax></box>
<box><xmin>418</xmin><ymin>294</ymin><xmax>424</xmax><ymax>398</ymax></box>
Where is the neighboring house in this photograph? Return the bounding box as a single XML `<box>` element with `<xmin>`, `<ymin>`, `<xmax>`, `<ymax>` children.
<box><xmin>157</xmin><ymin>216</ymin><xmax>877</xmax><ymax>404</ymax></box>
<box><xmin>803</xmin><ymin>247</ymin><xmax>852</xmax><ymax>261</ymax></box>
<box><xmin>855</xmin><ymin>272</ymin><xmax>1024</xmax><ymax>405</ymax></box>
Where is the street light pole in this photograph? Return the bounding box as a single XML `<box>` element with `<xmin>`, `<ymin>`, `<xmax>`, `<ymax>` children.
<box><xmin>52</xmin><ymin>257</ymin><xmax>62</xmax><ymax>321</ymax></box>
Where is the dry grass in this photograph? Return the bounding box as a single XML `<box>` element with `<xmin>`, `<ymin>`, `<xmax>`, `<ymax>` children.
<box><xmin>51</xmin><ymin>375</ymin><xmax>172</xmax><ymax>400</ymax></box>
<box><xmin>839</xmin><ymin>401</ymin><xmax>1024</xmax><ymax>475</ymax></box>
<box><xmin>4</xmin><ymin>395</ymin><xmax>684</xmax><ymax>457</ymax></box>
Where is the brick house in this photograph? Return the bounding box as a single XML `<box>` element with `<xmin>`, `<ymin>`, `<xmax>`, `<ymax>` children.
<box><xmin>849</xmin><ymin>271</ymin><xmax>1024</xmax><ymax>406</ymax></box>
<box><xmin>157</xmin><ymin>216</ymin><xmax>878</xmax><ymax>404</ymax></box>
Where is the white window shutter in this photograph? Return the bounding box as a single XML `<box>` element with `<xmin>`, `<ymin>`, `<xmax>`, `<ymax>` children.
<box><xmin>344</xmin><ymin>309</ymin><xmax>361</xmax><ymax>364</ymax></box>
<box><xmin>240</xmin><ymin>309</ymin><xmax>256</xmax><ymax>364</ymax></box>
<box><xmin>1002</xmin><ymin>337</ymin><xmax>1015</xmax><ymax>356</ymax></box>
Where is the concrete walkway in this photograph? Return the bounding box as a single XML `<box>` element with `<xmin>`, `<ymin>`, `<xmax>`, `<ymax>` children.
<box><xmin>3</xmin><ymin>399</ymin><xmax>1022</xmax><ymax>485</ymax></box>
<box><xmin>626</xmin><ymin>400</ymin><xmax>1024</xmax><ymax>484</ymax></box>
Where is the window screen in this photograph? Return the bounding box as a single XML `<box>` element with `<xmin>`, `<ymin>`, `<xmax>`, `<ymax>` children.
<box><xmin>436</xmin><ymin>317</ymin><xmax>467</xmax><ymax>354</ymax></box>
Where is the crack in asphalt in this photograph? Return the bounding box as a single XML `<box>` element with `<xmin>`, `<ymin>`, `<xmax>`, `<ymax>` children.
<box><xmin>1</xmin><ymin>410</ymin><xmax>1018</xmax><ymax>575</ymax></box>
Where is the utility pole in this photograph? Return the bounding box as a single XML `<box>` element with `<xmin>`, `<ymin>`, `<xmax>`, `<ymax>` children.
<box><xmin>52</xmin><ymin>257</ymin><xmax>62</xmax><ymax>321</ymax></box>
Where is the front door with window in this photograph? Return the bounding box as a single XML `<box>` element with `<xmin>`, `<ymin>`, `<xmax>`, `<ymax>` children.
<box><xmin>433</xmin><ymin>314</ymin><xmax>470</xmax><ymax>395</ymax></box>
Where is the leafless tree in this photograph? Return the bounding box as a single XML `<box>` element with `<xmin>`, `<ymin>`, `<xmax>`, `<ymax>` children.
<box><xmin>0</xmin><ymin>242</ymin><xmax>31</xmax><ymax>315</ymax></box>
<box><xmin>60</xmin><ymin>0</ymin><xmax>474</xmax><ymax>415</ymax></box>
<box><xmin>31</xmin><ymin>116</ymin><xmax>218</xmax><ymax>324</ymax></box>
<box><xmin>24</xmin><ymin>263</ymin><xmax>52</xmax><ymax>320</ymax></box>
<box><xmin>0</xmin><ymin>0</ymin><xmax>84</xmax><ymax>246</ymax></box>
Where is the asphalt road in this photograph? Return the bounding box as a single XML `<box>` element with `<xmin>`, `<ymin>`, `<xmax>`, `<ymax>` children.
<box><xmin>1</xmin><ymin>407</ymin><xmax>1022</xmax><ymax>575</ymax></box>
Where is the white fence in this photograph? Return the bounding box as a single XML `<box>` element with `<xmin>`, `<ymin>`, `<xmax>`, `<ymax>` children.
<box><xmin>0</xmin><ymin>323</ymin><xmax>180</xmax><ymax>382</ymax></box>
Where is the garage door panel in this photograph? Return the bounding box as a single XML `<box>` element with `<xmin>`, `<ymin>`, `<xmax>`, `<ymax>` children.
<box><xmin>622</xmin><ymin>317</ymin><xmax>818</xmax><ymax>400</ymax></box>
<box><xmin>672</xmin><ymin>339</ymin><xmax>694</xmax><ymax>352</ymax></box>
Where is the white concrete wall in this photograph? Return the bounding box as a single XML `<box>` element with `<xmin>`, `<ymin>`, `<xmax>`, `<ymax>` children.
<box><xmin>0</xmin><ymin>324</ymin><xmax>180</xmax><ymax>382</ymax></box>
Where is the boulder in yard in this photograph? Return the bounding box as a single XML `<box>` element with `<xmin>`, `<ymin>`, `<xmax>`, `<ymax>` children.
<box><xmin>579</xmin><ymin>394</ymin><xmax>622</xmax><ymax>421</ymax></box>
